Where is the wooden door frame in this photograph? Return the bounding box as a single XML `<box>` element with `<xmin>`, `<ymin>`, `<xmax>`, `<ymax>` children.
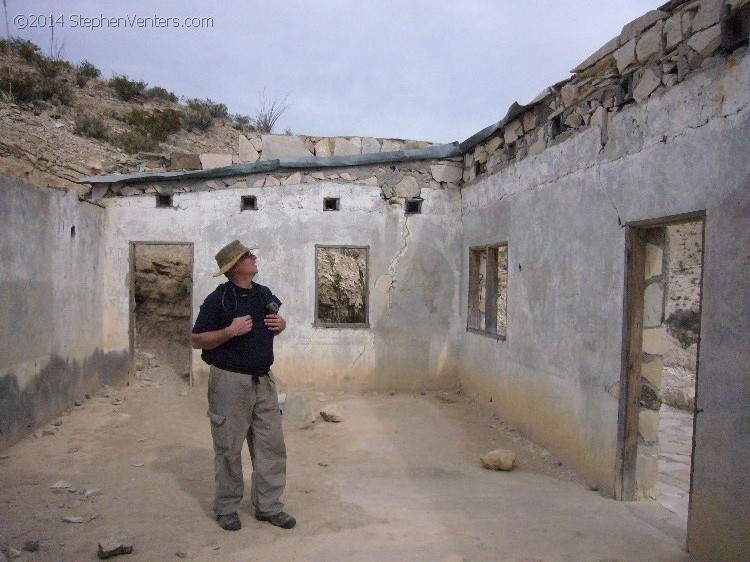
<box><xmin>615</xmin><ymin>226</ymin><xmax>645</xmax><ymax>500</ymax></box>
<box><xmin>615</xmin><ymin>212</ymin><xmax>705</xmax><ymax>501</ymax></box>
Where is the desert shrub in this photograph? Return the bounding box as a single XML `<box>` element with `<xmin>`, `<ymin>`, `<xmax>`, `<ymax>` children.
<box><xmin>75</xmin><ymin>60</ymin><xmax>100</xmax><ymax>87</ymax></box>
<box><xmin>76</xmin><ymin>60</ymin><xmax>100</xmax><ymax>79</ymax></box>
<box><xmin>182</xmin><ymin>98</ymin><xmax>229</xmax><ymax>131</ymax></box>
<box><xmin>232</xmin><ymin>113</ymin><xmax>256</xmax><ymax>132</ymax></box>
<box><xmin>74</xmin><ymin>114</ymin><xmax>108</xmax><ymax>139</ymax></box>
<box><xmin>37</xmin><ymin>74</ymin><xmax>73</xmax><ymax>106</ymax></box>
<box><xmin>34</xmin><ymin>58</ymin><xmax>73</xmax><ymax>104</ymax></box>
<box><xmin>182</xmin><ymin>107</ymin><xmax>211</xmax><ymax>131</ymax></box>
<box><xmin>0</xmin><ymin>39</ymin><xmax>73</xmax><ymax>106</ymax></box>
<box><xmin>108</xmin><ymin>74</ymin><xmax>147</xmax><ymax>101</ymax></box>
<box><xmin>0</xmin><ymin>38</ymin><xmax>43</xmax><ymax>64</ymax></box>
<box><xmin>144</xmin><ymin>86</ymin><xmax>178</xmax><ymax>103</ymax></box>
<box><xmin>181</xmin><ymin>99</ymin><xmax>212</xmax><ymax>131</ymax></box>
<box><xmin>125</xmin><ymin>108</ymin><xmax>182</xmax><ymax>141</ymax></box>
<box><xmin>0</xmin><ymin>69</ymin><xmax>39</xmax><ymax>103</ymax></box>
<box><xmin>112</xmin><ymin>129</ymin><xmax>158</xmax><ymax>154</ymax></box>
<box><xmin>103</xmin><ymin>109</ymin><xmax>123</xmax><ymax>122</ymax></box>
<box><xmin>0</xmin><ymin>66</ymin><xmax>73</xmax><ymax>106</ymax></box>
<box><xmin>201</xmin><ymin>98</ymin><xmax>228</xmax><ymax>119</ymax></box>
<box><xmin>17</xmin><ymin>40</ymin><xmax>42</xmax><ymax>63</ymax></box>
<box><xmin>665</xmin><ymin>309</ymin><xmax>701</xmax><ymax>349</ymax></box>
<box><xmin>36</xmin><ymin>58</ymin><xmax>71</xmax><ymax>78</ymax></box>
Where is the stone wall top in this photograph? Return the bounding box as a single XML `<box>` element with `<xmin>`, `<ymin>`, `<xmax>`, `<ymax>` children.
<box><xmin>461</xmin><ymin>0</ymin><xmax>749</xmax><ymax>184</ymax></box>
<box><xmin>171</xmin><ymin>133</ymin><xmax>436</xmax><ymax>173</ymax></box>
<box><xmin>89</xmin><ymin>157</ymin><xmax>464</xmax><ymax>205</ymax></box>
<box><xmin>82</xmin><ymin>0</ymin><xmax>749</xmax><ymax>197</ymax></box>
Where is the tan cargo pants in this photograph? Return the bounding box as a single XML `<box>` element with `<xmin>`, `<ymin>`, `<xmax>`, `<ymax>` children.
<box><xmin>207</xmin><ymin>366</ymin><xmax>287</xmax><ymax>517</ymax></box>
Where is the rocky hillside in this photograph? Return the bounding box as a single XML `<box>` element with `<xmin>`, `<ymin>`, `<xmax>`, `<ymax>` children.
<box><xmin>0</xmin><ymin>40</ymin><xmax>258</xmax><ymax>194</ymax></box>
<box><xmin>0</xmin><ymin>39</ymin><xmax>435</xmax><ymax>198</ymax></box>
<box><xmin>134</xmin><ymin>244</ymin><xmax>192</xmax><ymax>342</ymax></box>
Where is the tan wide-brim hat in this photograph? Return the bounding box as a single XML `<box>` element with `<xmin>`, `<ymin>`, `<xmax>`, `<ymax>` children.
<box><xmin>213</xmin><ymin>240</ymin><xmax>259</xmax><ymax>277</ymax></box>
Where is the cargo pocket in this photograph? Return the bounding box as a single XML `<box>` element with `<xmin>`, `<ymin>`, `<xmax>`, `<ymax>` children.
<box><xmin>207</xmin><ymin>410</ymin><xmax>228</xmax><ymax>451</ymax></box>
<box><xmin>207</xmin><ymin>411</ymin><xmax>225</xmax><ymax>425</ymax></box>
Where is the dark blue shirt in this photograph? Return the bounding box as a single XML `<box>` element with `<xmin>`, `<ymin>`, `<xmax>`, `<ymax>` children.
<box><xmin>192</xmin><ymin>280</ymin><xmax>282</xmax><ymax>375</ymax></box>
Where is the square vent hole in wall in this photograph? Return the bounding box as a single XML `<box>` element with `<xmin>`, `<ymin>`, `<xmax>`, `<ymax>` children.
<box><xmin>324</xmin><ymin>197</ymin><xmax>340</xmax><ymax>211</ymax></box>
<box><xmin>156</xmin><ymin>194</ymin><xmax>173</xmax><ymax>208</ymax></box>
<box><xmin>241</xmin><ymin>195</ymin><xmax>258</xmax><ymax>211</ymax></box>
<box><xmin>405</xmin><ymin>198</ymin><xmax>423</xmax><ymax>215</ymax></box>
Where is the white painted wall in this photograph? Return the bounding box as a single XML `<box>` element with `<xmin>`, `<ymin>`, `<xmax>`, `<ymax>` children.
<box><xmin>0</xmin><ymin>176</ymin><xmax>128</xmax><ymax>448</ymax></box>
<box><xmin>458</xmin><ymin>50</ymin><xmax>750</xmax><ymax>558</ymax></box>
<box><xmin>100</xmin><ymin>181</ymin><xmax>463</xmax><ymax>390</ymax></box>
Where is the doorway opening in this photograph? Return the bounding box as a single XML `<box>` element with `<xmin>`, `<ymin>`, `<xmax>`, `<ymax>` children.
<box><xmin>130</xmin><ymin>243</ymin><xmax>194</xmax><ymax>386</ymax></box>
<box><xmin>617</xmin><ymin>215</ymin><xmax>704</xmax><ymax>526</ymax></box>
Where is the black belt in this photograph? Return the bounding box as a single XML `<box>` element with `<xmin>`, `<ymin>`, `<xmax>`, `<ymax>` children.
<box><xmin>250</xmin><ymin>371</ymin><xmax>268</xmax><ymax>385</ymax></box>
<box><xmin>238</xmin><ymin>369</ymin><xmax>268</xmax><ymax>385</ymax></box>
<box><xmin>213</xmin><ymin>365</ymin><xmax>269</xmax><ymax>384</ymax></box>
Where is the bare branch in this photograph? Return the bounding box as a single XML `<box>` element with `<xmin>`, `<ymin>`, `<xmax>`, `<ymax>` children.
<box><xmin>254</xmin><ymin>88</ymin><xmax>290</xmax><ymax>134</ymax></box>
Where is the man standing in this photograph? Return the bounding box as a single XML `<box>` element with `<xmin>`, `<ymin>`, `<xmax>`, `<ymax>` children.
<box><xmin>191</xmin><ymin>240</ymin><xmax>295</xmax><ymax>531</ymax></box>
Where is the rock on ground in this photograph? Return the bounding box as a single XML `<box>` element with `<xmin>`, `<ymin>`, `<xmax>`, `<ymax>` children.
<box><xmin>320</xmin><ymin>408</ymin><xmax>343</xmax><ymax>423</ymax></box>
<box><xmin>481</xmin><ymin>448</ymin><xmax>516</xmax><ymax>471</ymax></box>
<box><xmin>97</xmin><ymin>532</ymin><xmax>133</xmax><ymax>559</ymax></box>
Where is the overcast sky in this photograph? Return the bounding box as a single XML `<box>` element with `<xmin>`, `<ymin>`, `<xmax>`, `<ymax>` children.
<box><xmin>7</xmin><ymin>1</ymin><xmax>657</xmax><ymax>143</ymax></box>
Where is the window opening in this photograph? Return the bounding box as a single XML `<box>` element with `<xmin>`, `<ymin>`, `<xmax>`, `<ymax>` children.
<box><xmin>315</xmin><ymin>245</ymin><xmax>369</xmax><ymax>327</ymax></box>
<box><xmin>468</xmin><ymin>244</ymin><xmax>508</xmax><ymax>339</ymax></box>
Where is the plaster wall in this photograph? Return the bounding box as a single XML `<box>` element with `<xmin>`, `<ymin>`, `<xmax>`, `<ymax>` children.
<box><xmin>458</xmin><ymin>50</ymin><xmax>749</xmax><ymax>560</ymax></box>
<box><xmin>100</xmin><ymin>180</ymin><xmax>462</xmax><ymax>391</ymax></box>
<box><xmin>0</xmin><ymin>174</ymin><xmax>128</xmax><ymax>449</ymax></box>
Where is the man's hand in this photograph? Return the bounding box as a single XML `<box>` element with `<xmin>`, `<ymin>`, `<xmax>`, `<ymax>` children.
<box><xmin>191</xmin><ymin>315</ymin><xmax>252</xmax><ymax>350</ymax></box>
<box><xmin>226</xmin><ymin>315</ymin><xmax>252</xmax><ymax>337</ymax></box>
<box><xmin>264</xmin><ymin>313</ymin><xmax>286</xmax><ymax>333</ymax></box>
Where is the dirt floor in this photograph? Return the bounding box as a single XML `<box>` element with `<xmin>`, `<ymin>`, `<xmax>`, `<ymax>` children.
<box><xmin>0</xmin><ymin>343</ymin><xmax>690</xmax><ymax>561</ymax></box>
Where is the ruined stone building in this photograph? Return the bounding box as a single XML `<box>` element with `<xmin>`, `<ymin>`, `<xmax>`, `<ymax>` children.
<box><xmin>1</xmin><ymin>1</ymin><xmax>748</xmax><ymax>559</ymax></box>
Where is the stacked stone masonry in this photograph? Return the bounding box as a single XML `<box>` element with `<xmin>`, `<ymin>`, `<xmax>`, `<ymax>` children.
<box><xmin>92</xmin><ymin>158</ymin><xmax>464</xmax><ymax>204</ymax></box>
<box><xmin>462</xmin><ymin>0</ymin><xmax>749</xmax><ymax>183</ymax></box>
<box><xmin>170</xmin><ymin>133</ymin><xmax>437</xmax><ymax>175</ymax></box>
<box><xmin>88</xmin><ymin>0</ymin><xmax>748</xmax><ymax>202</ymax></box>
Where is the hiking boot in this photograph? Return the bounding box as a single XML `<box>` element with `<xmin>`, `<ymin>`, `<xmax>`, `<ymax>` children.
<box><xmin>217</xmin><ymin>512</ymin><xmax>241</xmax><ymax>531</ymax></box>
<box><xmin>255</xmin><ymin>511</ymin><xmax>296</xmax><ymax>529</ymax></box>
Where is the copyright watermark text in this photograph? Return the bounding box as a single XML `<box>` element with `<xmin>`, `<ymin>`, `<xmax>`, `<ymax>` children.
<box><xmin>13</xmin><ymin>13</ymin><xmax>214</xmax><ymax>31</ymax></box>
